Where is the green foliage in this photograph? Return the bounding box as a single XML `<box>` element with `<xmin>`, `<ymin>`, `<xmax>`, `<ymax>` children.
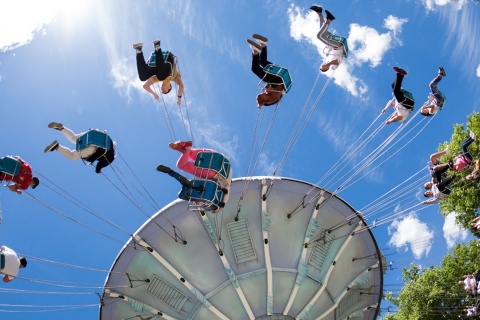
<box><xmin>436</xmin><ymin>112</ymin><xmax>480</xmax><ymax>229</ymax></box>
<box><xmin>383</xmin><ymin>241</ymin><xmax>480</xmax><ymax>319</ymax></box>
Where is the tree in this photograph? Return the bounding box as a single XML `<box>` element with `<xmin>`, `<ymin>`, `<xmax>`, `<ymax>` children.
<box><xmin>431</xmin><ymin>112</ymin><xmax>480</xmax><ymax>229</ymax></box>
<box><xmin>382</xmin><ymin>241</ymin><xmax>480</xmax><ymax>319</ymax></box>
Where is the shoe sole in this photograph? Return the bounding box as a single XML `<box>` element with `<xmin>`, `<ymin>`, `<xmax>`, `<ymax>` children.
<box><xmin>44</xmin><ymin>141</ymin><xmax>58</xmax><ymax>153</ymax></box>
<box><xmin>252</xmin><ymin>34</ymin><xmax>268</xmax><ymax>43</ymax></box>
<box><xmin>247</xmin><ymin>39</ymin><xmax>262</xmax><ymax>51</ymax></box>
<box><xmin>48</xmin><ymin>122</ymin><xmax>63</xmax><ymax>129</ymax></box>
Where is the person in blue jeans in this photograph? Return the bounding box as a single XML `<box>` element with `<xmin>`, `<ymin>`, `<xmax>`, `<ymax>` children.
<box><xmin>420</xmin><ymin>67</ymin><xmax>446</xmax><ymax>116</ymax></box>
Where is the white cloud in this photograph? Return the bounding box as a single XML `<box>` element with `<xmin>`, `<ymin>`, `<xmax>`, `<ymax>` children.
<box><xmin>383</xmin><ymin>15</ymin><xmax>408</xmax><ymax>38</ymax></box>
<box><xmin>443</xmin><ymin>212</ymin><xmax>468</xmax><ymax>248</ymax></box>
<box><xmin>477</xmin><ymin>64</ymin><xmax>480</xmax><ymax>78</ymax></box>
<box><xmin>287</xmin><ymin>5</ymin><xmax>406</xmax><ymax>98</ymax></box>
<box><xmin>422</xmin><ymin>0</ymin><xmax>467</xmax><ymax>11</ymax></box>
<box><xmin>388</xmin><ymin>212</ymin><xmax>434</xmax><ymax>259</ymax></box>
<box><xmin>347</xmin><ymin>23</ymin><xmax>393</xmax><ymax>68</ymax></box>
<box><xmin>0</xmin><ymin>0</ymin><xmax>85</xmax><ymax>51</ymax></box>
<box><xmin>0</xmin><ymin>1</ymin><xmax>53</xmax><ymax>51</ymax></box>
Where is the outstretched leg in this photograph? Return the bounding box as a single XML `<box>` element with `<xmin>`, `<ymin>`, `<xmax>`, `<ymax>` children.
<box><xmin>429</xmin><ymin>68</ymin><xmax>445</xmax><ymax>103</ymax></box>
<box><xmin>60</xmin><ymin>127</ymin><xmax>83</xmax><ymax>145</ymax></box>
<box><xmin>392</xmin><ymin>72</ymin><xmax>406</xmax><ymax>104</ymax></box>
<box><xmin>251</xmin><ymin>50</ymin><xmax>267</xmax><ymax>81</ymax></box>
<box><xmin>437</xmin><ymin>174</ymin><xmax>455</xmax><ymax>193</ymax></box>
<box><xmin>430</xmin><ymin>147</ymin><xmax>448</xmax><ymax>165</ymax></box>
<box><xmin>316</xmin><ymin>10</ymin><xmax>341</xmax><ymax>48</ymax></box>
<box><xmin>461</xmin><ymin>132</ymin><xmax>476</xmax><ymax>162</ymax></box>
<box><xmin>154</xmin><ymin>45</ymin><xmax>173</xmax><ymax>81</ymax></box>
<box><xmin>136</xmin><ymin>51</ymin><xmax>155</xmax><ymax>81</ymax></box>
<box><xmin>432</xmin><ymin>163</ymin><xmax>449</xmax><ymax>183</ymax></box>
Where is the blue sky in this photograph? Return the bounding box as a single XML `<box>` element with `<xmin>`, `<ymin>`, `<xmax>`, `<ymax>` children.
<box><xmin>0</xmin><ymin>0</ymin><xmax>479</xmax><ymax>318</ymax></box>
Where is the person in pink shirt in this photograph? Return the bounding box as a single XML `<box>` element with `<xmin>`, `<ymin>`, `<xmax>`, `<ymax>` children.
<box><xmin>168</xmin><ymin>141</ymin><xmax>218</xmax><ymax>179</ymax></box>
<box><xmin>428</xmin><ymin>130</ymin><xmax>476</xmax><ymax>174</ymax></box>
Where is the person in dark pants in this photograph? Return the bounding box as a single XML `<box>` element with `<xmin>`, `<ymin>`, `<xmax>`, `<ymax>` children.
<box><xmin>247</xmin><ymin>34</ymin><xmax>285</xmax><ymax>109</ymax></box>
<box><xmin>382</xmin><ymin>67</ymin><xmax>415</xmax><ymax>124</ymax></box>
<box><xmin>391</xmin><ymin>67</ymin><xmax>414</xmax><ymax>110</ymax></box>
<box><xmin>133</xmin><ymin>40</ymin><xmax>184</xmax><ymax>105</ymax></box>
<box><xmin>156</xmin><ymin>165</ymin><xmax>204</xmax><ymax>201</ymax></box>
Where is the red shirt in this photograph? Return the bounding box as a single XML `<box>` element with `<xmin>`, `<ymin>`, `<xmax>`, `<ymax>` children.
<box><xmin>0</xmin><ymin>157</ymin><xmax>32</xmax><ymax>190</ymax></box>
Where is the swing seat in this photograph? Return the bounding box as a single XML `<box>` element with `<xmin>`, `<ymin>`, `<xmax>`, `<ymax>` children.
<box><xmin>262</xmin><ymin>64</ymin><xmax>293</xmax><ymax>93</ymax></box>
<box><xmin>400</xmin><ymin>89</ymin><xmax>414</xmax><ymax>102</ymax></box>
<box><xmin>0</xmin><ymin>156</ymin><xmax>21</xmax><ymax>178</ymax></box>
<box><xmin>194</xmin><ymin>152</ymin><xmax>231</xmax><ymax>182</ymax></box>
<box><xmin>147</xmin><ymin>51</ymin><xmax>177</xmax><ymax>67</ymax></box>
<box><xmin>399</xmin><ymin>89</ymin><xmax>415</xmax><ymax>109</ymax></box>
<box><xmin>187</xmin><ymin>179</ymin><xmax>227</xmax><ymax>213</ymax></box>
<box><xmin>76</xmin><ymin>130</ymin><xmax>112</xmax><ymax>152</ymax></box>
<box><xmin>326</xmin><ymin>34</ymin><xmax>349</xmax><ymax>57</ymax></box>
<box><xmin>76</xmin><ymin>130</ymin><xmax>112</xmax><ymax>164</ymax></box>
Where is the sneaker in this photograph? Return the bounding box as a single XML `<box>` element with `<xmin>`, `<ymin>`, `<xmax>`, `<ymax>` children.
<box><xmin>44</xmin><ymin>140</ymin><xmax>58</xmax><ymax>153</ymax></box>
<box><xmin>246</xmin><ymin>39</ymin><xmax>262</xmax><ymax>54</ymax></box>
<box><xmin>309</xmin><ymin>5</ymin><xmax>323</xmax><ymax>13</ymax></box>
<box><xmin>156</xmin><ymin>165</ymin><xmax>172</xmax><ymax>173</ymax></box>
<box><xmin>48</xmin><ymin>122</ymin><xmax>63</xmax><ymax>130</ymax></box>
<box><xmin>175</xmin><ymin>140</ymin><xmax>192</xmax><ymax>149</ymax></box>
<box><xmin>132</xmin><ymin>43</ymin><xmax>143</xmax><ymax>53</ymax></box>
<box><xmin>252</xmin><ymin>34</ymin><xmax>268</xmax><ymax>46</ymax></box>
<box><xmin>439</xmin><ymin>66</ymin><xmax>446</xmax><ymax>77</ymax></box>
<box><xmin>325</xmin><ymin>10</ymin><xmax>335</xmax><ymax>21</ymax></box>
<box><xmin>471</xmin><ymin>131</ymin><xmax>477</xmax><ymax>141</ymax></box>
<box><xmin>393</xmin><ymin>67</ymin><xmax>407</xmax><ymax>76</ymax></box>
<box><xmin>152</xmin><ymin>40</ymin><xmax>160</xmax><ymax>51</ymax></box>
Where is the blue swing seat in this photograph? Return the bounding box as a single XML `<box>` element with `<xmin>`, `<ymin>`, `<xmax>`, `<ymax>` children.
<box><xmin>194</xmin><ymin>152</ymin><xmax>231</xmax><ymax>181</ymax></box>
<box><xmin>326</xmin><ymin>34</ymin><xmax>349</xmax><ymax>57</ymax></box>
<box><xmin>0</xmin><ymin>156</ymin><xmax>21</xmax><ymax>179</ymax></box>
<box><xmin>400</xmin><ymin>89</ymin><xmax>414</xmax><ymax>102</ymax></box>
<box><xmin>398</xmin><ymin>89</ymin><xmax>415</xmax><ymax>109</ymax></box>
<box><xmin>262</xmin><ymin>64</ymin><xmax>293</xmax><ymax>93</ymax></box>
<box><xmin>147</xmin><ymin>51</ymin><xmax>176</xmax><ymax>67</ymax></box>
<box><xmin>76</xmin><ymin>130</ymin><xmax>112</xmax><ymax>156</ymax></box>
<box><xmin>76</xmin><ymin>130</ymin><xmax>112</xmax><ymax>152</ymax></box>
<box><xmin>187</xmin><ymin>179</ymin><xmax>226</xmax><ymax>213</ymax></box>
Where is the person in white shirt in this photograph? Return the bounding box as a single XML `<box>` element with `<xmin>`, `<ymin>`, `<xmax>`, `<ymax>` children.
<box><xmin>0</xmin><ymin>246</ymin><xmax>27</xmax><ymax>283</ymax></box>
<box><xmin>310</xmin><ymin>5</ymin><xmax>346</xmax><ymax>72</ymax></box>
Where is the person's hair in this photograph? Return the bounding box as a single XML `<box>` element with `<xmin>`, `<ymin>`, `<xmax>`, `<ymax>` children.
<box><xmin>424</xmin><ymin>191</ymin><xmax>432</xmax><ymax>198</ymax></box>
<box><xmin>31</xmin><ymin>177</ymin><xmax>40</xmax><ymax>189</ymax></box>
<box><xmin>161</xmin><ymin>82</ymin><xmax>172</xmax><ymax>94</ymax></box>
<box><xmin>263</xmin><ymin>94</ymin><xmax>284</xmax><ymax>107</ymax></box>
<box><xmin>19</xmin><ymin>257</ymin><xmax>27</xmax><ymax>268</ymax></box>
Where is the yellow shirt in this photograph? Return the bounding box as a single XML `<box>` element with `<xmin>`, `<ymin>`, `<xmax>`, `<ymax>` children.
<box><xmin>152</xmin><ymin>65</ymin><xmax>181</xmax><ymax>84</ymax></box>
